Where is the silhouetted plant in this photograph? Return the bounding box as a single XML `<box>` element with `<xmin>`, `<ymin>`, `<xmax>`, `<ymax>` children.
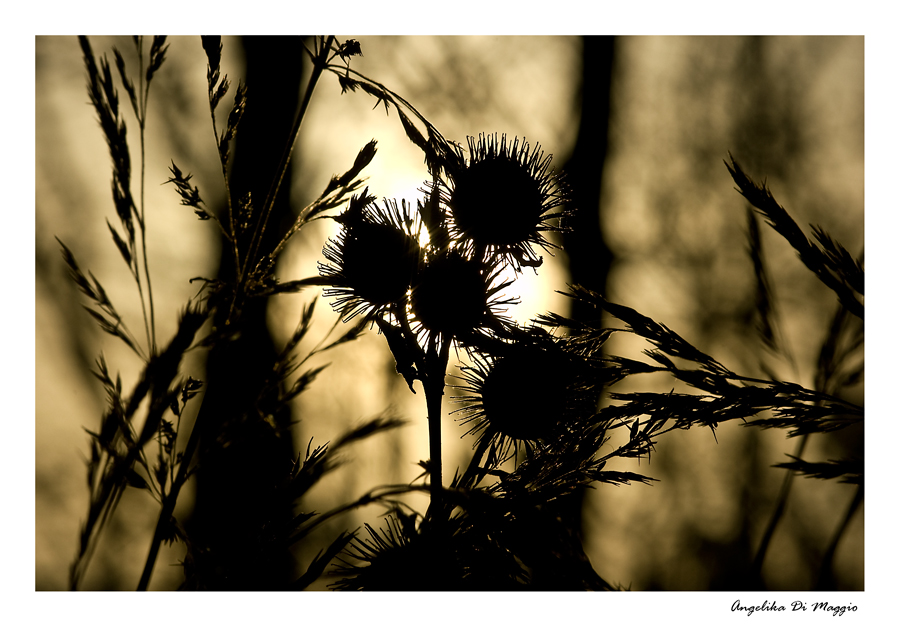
<box><xmin>59</xmin><ymin>35</ymin><xmax>863</xmax><ymax>591</ymax></box>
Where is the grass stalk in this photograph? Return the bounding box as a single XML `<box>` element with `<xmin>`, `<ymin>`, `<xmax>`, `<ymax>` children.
<box><xmin>242</xmin><ymin>35</ymin><xmax>335</xmax><ymax>281</ymax></box>
<box><xmin>137</xmin><ymin>38</ymin><xmax>158</xmax><ymax>355</ymax></box>
<box><xmin>137</xmin><ymin>400</ymin><xmax>207</xmax><ymax>590</ymax></box>
<box><xmin>750</xmin><ymin>432</ymin><xmax>808</xmax><ymax>585</ymax></box>
<box><xmin>816</xmin><ymin>484</ymin><xmax>863</xmax><ymax>589</ymax></box>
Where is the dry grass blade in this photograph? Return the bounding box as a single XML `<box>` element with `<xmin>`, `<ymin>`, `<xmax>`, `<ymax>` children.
<box><xmin>256</xmin><ymin>276</ymin><xmax>334</xmax><ymax>297</ymax></box>
<box><xmin>331</xmin><ymin>414</ymin><xmax>407</xmax><ymax>450</ymax></box>
<box><xmin>294</xmin><ymin>531</ymin><xmax>356</xmax><ymax>590</ymax></box>
<box><xmin>321</xmin><ymin>140</ymin><xmax>378</xmax><ymax>197</ymax></box>
<box><xmin>773</xmin><ymin>455</ymin><xmax>862</xmax><ymax>484</ymax></box>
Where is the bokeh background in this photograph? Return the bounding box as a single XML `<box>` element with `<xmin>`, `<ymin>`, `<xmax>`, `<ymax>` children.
<box><xmin>35</xmin><ymin>36</ymin><xmax>863</xmax><ymax>591</ymax></box>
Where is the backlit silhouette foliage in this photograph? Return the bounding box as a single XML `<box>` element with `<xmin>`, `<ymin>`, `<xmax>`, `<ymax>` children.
<box><xmin>59</xmin><ymin>36</ymin><xmax>863</xmax><ymax>591</ymax></box>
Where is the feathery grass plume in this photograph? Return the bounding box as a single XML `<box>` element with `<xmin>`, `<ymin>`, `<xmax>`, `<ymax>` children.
<box><xmin>244</xmin><ymin>140</ymin><xmax>381</xmax><ymax>288</ymax></box>
<box><xmin>774</xmin><ymin>455</ymin><xmax>862</xmax><ymax>485</ymax></box>
<box><xmin>811</xmin><ymin>225</ymin><xmax>865</xmax><ymax>295</ymax></box>
<box><xmin>201</xmin><ymin>36</ymin><xmax>223</xmax><ymax>101</ymax></box>
<box><xmin>56</xmin><ymin>237</ymin><xmax>143</xmax><ymax>358</ymax></box>
<box><xmin>219</xmin><ymin>81</ymin><xmax>247</xmax><ymax>163</ymax></box>
<box><xmin>238</xmin><ymin>36</ymin><xmax>338</xmax><ymax>285</ymax></box>
<box><xmin>78</xmin><ymin>34</ymin><xmax>170</xmax><ymax>356</ymax></box>
<box><xmin>71</xmin><ymin>306</ymin><xmax>206</xmax><ymax>589</ymax></box>
<box><xmin>165</xmin><ymin>161</ymin><xmax>205</xmax><ymax>217</ymax></box>
<box><xmin>725</xmin><ymin>155</ymin><xmax>863</xmax><ymax>319</ymax></box>
<box><xmin>78</xmin><ymin>36</ymin><xmax>135</xmax><ymax>242</ymax></box>
<box><xmin>146</xmin><ymin>37</ymin><xmax>169</xmax><ymax>83</ymax></box>
<box><xmin>66</xmin><ymin>35</ymin><xmax>399</xmax><ymax>591</ymax></box>
<box><xmin>746</xmin><ymin>206</ymin><xmax>787</xmax><ymax>356</ymax></box>
<box><xmin>164</xmin><ymin>160</ymin><xmax>235</xmax><ymax>245</ymax></box>
<box><xmin>725</xmin><ymin>156</ymin><xmax>863</xmax><ymax>578</ymax></box>
<box><xmin>540</xmin><ymin>285</ymin><xmax>862</xmax><ymax>442</ymax></box>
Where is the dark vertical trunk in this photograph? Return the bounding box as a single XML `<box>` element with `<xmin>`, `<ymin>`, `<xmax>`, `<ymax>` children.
<box><xmin>186</xmin><ymin>36</ymin><xmax>306</xmax><ymax>590</ymax></box>
<box><xmin>562</xmin><ymin>36</ymin><xmax>615</xmax><ymax>309</ymax></box>
<box><xmin>554</xmin><ymin>35</ymin><xmax>615</xmax><ymax>587</ymax></box>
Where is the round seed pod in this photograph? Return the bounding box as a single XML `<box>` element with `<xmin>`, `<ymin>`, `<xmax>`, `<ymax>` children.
<box><xmin>410</xmin><ymin>254</ymin><xmax>489</xmax><ymax>338</ymax></box>
<box><xmin>479</xmin><ymin>355</ymin><xmax>569</xmax><ymax>441</ymax></box>
<box><xmin>446</xmin><ymin>134</ymin><xmax>567</xmax><ymax>266</ymax></box>
<box><xmin>450</xmin><ymin>154</ymin><xmax>545</xmax><ymax>247</ymax></box>
<box><xmin>320</xmin><ymin>197</ymin><xmax>421</xmax><ymax>320</ymax></box>
<box><xmin>340</xmin><ymin>220</ymin><xmax>419</xmax><ymax>306</ymax></box>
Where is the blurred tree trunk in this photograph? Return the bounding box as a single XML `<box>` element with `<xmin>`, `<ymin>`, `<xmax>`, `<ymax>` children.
<box><xmin>554</xmin><ymin>35</ymin><xmax>615</xmax><ymax>587</ymax></box>
<box><xmin>186</xmin><ymin>36</ymin><xmax>306</xmax><ymax>590</ymax></box>
<box><xmin>561</xmin><ymin>36</ymin><xmax>615</xmax><ymax>307</ymax></box>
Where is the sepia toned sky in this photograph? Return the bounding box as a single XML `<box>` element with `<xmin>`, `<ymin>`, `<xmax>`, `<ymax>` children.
<box><xmin>34</xmin><ymin>34</ymin><xmax>868</xmax><ymax>597</ymax></box>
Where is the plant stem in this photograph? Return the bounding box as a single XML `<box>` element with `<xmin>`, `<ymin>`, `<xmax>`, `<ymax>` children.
<box><xmin>139</xmin><ymin>91</ymin><xmax>157</xmax><ymax>356</ymax></box>
<box><xmin>816</xmin><ymin>484</ymin><xmax>863</xmax><ymax>590</ymax></box>
<box><xmin>423</xmin><ymin>338</ymin><xmax>450</xmax><ymax>522</ymax></box>
<box><xmin>137</xmin><ymin>401</ymin><xmax>208</xmax><ymax>590</ymax></box>
<box><xmin>750</xmin><ymin>432</ymin><xmax>808</xmax><ymax>585</ymax></box>
<box><xmin>459</xmin><ymin>434</ymin><xmax>493</xmax><ymax>490</ymax></box>
<box><xmin>242</xmin><ymin>35</ymin><xmax>334</xmax><ymax>281</ymax></box>
<box><xmin>208</xmin><ymin>86</ymin><xmax>242</xmax><ymax>276</ymax></box>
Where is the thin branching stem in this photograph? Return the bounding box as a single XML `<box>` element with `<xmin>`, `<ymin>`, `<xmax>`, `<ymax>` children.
<box><xmin>751</xmin><ymin>294</ymin><xmax>858</xmax><ymax>585</ymax></box>
<box><xmin>207</xmin><ymin>90</ymin><xmax>241</xmax><ymax>273</ymax></box>
<box><xmin>243</xmin><ymin>35</ymin><xmax>335</xmax><ymax>281</ymax></box>
<box><xmin>289</xmin><ymin>484</ymin><xmax>430</xmax><ymax>546</ymax></box>
<box><xmin>139</xmin><ymin>68</ymin><xmax>157</xmax><ymax>355</ymax></box>
<box><xmin>328</xmin><ymin>65</ymin><xmax>453</xmax><ymax>149</ymax></box>
<box><xmin>750</xmin><ymin>431</ymin><xmax>808</xmax><ymax>584</ymax></box>
<box><xmin>127</xmin><ymin>36</ymin><xmax>158</xmax><ymax>357</ymax></box>
<box><xmin>137</xmin><ymin>398</ymin><xmax>207</xmax><ymax>591</ymax></box>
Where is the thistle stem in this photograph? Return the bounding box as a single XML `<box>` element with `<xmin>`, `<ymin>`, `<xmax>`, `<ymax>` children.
<box><xmin>423</xmin><ymin>339</ymin><xmax>451</xmax><ymax>522</ymax></box>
